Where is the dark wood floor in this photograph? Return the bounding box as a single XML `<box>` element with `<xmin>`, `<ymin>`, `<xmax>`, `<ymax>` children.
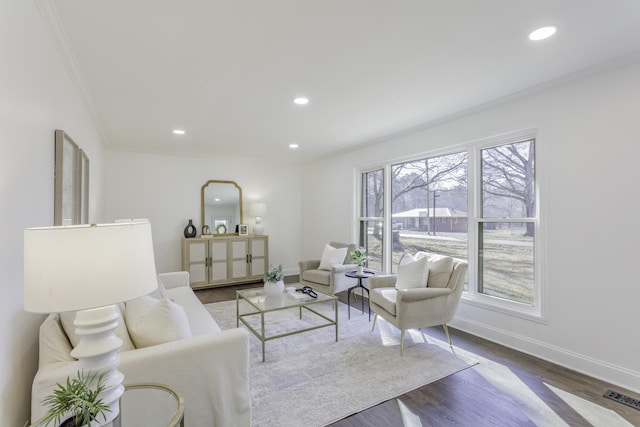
<box><xmin>196</xmin><ymin>281</ymin><xmax>640</xmax><ymax>426</ymax></box>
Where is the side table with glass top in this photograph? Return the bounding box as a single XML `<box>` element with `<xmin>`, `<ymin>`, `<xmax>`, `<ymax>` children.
<box><xmin>345</xmin><ymin>270</ymin><xmax>375</xmax><ymax>321</ymax></box>
<box><xmin>114</xmin><ymin>383</ymin><xmax>184</xmax><ymax>427</ymax></box>
<box><xmin>31</xmin><ymin>383</ymin><xmax>184</xmax><ymax>427</ymax></box>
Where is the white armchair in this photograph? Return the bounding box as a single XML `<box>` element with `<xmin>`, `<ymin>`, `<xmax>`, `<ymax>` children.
<box><xmin>298</xmin><ymin>241</ymin><xmax>358</xmax><ymax>295</ymax></box>
<box><xmin>369</xmin><ymin>255</ymin><xmax>468</xmax><ymax>354</ymax></box>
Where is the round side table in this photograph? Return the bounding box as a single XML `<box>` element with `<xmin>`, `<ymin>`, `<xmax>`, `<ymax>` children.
<box><xmin>114</xmin><ymin>382</ymin><xmax>185</xmax><ymax>427</ymax></box>
<box><xmin>345</xmin><ymin>270</ymin><xmax>375</xmax><ymax>321</ymax></box>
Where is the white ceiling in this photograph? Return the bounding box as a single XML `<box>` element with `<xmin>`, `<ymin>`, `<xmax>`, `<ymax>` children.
<box><xmin>51</xmin><ymin>0</ymin><xmax>640</xmax><ymax>162</ymax></box>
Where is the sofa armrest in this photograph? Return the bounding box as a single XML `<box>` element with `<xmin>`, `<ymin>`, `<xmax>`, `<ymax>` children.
<box><xmin>368</xmin><ymin>275</ymin><xmax>398</xmax><ymax>290</ymax></box>
<box><xmin>158</xmin><ymin>271</ymin><xmax>190</xmax><ymax>289</ymax></box>
<box><xmin>118</xmin><ymin>329</ymin><xmax>251</xmax><ymax>427</ymax></box>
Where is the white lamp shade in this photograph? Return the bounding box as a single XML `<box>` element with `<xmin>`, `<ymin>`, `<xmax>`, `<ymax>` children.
<box><xmin>24</xmin><ymin>222</ymin><xmax>158</xmax><ymax>313</ymax></box>
<box><xmin>249</xmin><ymin>202</ymin><xmax>266</xmax><ymax>218</ymax></box>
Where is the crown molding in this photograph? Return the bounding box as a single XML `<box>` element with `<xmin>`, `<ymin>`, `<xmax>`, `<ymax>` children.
<box><xmin>34</xmin><ymin>0</ymin><xmax>109</xmax><ymax>144</ymax></box>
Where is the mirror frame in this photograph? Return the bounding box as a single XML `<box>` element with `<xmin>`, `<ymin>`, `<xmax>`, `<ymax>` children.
<box><xmin>201</xmin><ymin>180</ymin><xmax>243</xmax><ymax>236</ymax></box>
<box><xmin>54</xmin><ymin>129</ymin><xmax>90</xmax><ymax>225</ymax></box>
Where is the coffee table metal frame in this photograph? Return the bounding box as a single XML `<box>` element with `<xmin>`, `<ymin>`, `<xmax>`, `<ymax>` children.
<box><xmin>236</xmin><ymin>286</ymin><xmax>338</xmax><ymax>362</ymax></box>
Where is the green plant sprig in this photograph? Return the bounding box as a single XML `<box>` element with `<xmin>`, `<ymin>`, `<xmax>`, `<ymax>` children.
<box><xmin>264</xmin><ymin>264</ymin><xmax>284</xmax><ymax>282</ymax></box>
<box><xmin>350</xmin><ymin>248</ymin><xmax>368</xmax><ymax>266</ymax></box>
<box><xmin>40</xmin><ymin>370</ymin><xmax>111</xmax><ymax>427</ymax></box>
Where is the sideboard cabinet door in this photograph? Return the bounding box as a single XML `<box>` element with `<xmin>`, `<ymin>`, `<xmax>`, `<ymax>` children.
<box><xmin>249</xmin><ymin>236</ymin><xmax>268</xmax><ymax>280</ymax></box>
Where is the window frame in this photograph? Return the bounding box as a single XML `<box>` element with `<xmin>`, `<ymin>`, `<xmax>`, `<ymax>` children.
<box><xmin>356</xmin><ymin>129</ymin><xmax>546</xmax><ymax>322</ymax></box>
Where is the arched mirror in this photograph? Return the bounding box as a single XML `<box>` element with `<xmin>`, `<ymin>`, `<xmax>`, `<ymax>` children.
<box><xmin>201</xmin><ymin>180</ymin><xmax>243</xmax><ymax>236</ymax></box>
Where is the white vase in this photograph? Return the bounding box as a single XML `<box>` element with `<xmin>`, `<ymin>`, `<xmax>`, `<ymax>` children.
<box><xmin>264</xmin><ymin>280</ymin><xmax>284</xmax><ymax>296</ymax></box>
<box><xmin>357</xmin><ymin>266</ymin><xmax>364</xmax><ymax>275</ymax></box>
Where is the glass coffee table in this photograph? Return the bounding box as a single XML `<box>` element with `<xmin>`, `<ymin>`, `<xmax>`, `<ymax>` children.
<box><xmin>236</xmin><ymin>285</ymin><xmax>338</xmax><ymax>362</ymax></box>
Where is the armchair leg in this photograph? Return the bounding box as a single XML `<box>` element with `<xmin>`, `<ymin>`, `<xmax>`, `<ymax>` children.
<box><xmin>400</xmin><ymin>329</ymin><xmax>405</xmax><ymax>356</ymax></box>
<box><xmin>371</xmin><ymin>313</ymin><xmax>377</xmax><ymax>331</ymax></box>
<box><xmin>443</xmin><ymin>324</ymin><xmax>452</xmax><ymax>347</ymax></box>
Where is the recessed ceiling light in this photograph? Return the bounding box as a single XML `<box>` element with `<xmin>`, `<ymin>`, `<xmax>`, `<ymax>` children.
<box><xmin>173</xmin><ymin>129</ymin><xmax>186</xmax><ymax>135</ymax></box>
<box><xmin>293</xmin><ymin>97</ymin><xmax>309</xmax><ymax>105</ymax></box>
<box><xmin>289</xmin><ymin>143</ymin><xmax>299</xmax><ymax>149</ymax></box>
<box><xmin>529</xmin><ymin>26</ymin><xmax>557</xmax><ymax>41</ymax></box>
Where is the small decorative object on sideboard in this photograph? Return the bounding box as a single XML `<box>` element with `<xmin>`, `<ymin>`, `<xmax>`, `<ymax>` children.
<box><xmin>184</xmin><ymin>219</ymin><xmax>197</xmax><ymax>238</ymax></box>
<box><xmin>202</xmin><ymin>224</ymin><xmax>210</xmax><ymax>235</ymax></box>
<box><xmin>264</xmin><ymin>264</ymin><xmax>284</xmax><ymax>296</ymax></box>
<box><xmin>39</xmin><ymin>370</ymin><xmax>110</xmax><ymax>427</ymax></box>
<box><xmin>350</xmin><ymin>247</ymin><xmax>368</xmax><ymax>275</ymax></box>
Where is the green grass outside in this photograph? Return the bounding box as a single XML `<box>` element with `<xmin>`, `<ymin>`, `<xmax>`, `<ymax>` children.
<box><xmin>364</xmin><ymin>228</ymin><xmax>534</xmax><ymax>305</ymax></box>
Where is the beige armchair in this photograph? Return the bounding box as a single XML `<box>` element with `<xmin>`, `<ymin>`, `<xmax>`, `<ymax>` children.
<box><xmin>298</xmin><ymin>241</ymin><xmax>358</xmax><ymax>295</ymax></box>
<box><xmin>369</xmin><ymin>256</ymin><xmax>468</xmax><ymax>354</ymax></box>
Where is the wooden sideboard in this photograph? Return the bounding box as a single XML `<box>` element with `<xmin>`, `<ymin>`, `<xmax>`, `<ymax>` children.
<box><xmin>181</xmin><ymin>235</ymin><xmax>268</xmax><ymax>289</ymax></box>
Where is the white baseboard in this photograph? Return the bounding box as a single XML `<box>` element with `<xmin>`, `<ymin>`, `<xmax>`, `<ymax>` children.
<box><xmin>450</xmin><ymin>316</ymin><xmax>640</xmax><ymax>394</ymax></box>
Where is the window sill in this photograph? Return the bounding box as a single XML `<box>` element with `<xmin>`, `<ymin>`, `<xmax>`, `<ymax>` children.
<box><xmin>461</xmin><ymin>293</ymin><xmax>548</xmax><ymax>324</ymax></box>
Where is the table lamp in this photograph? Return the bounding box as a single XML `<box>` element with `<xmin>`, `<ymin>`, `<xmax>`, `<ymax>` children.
<box><xmin>24</xmin><ymin>221</ymin><xmax>158</xmax><ymax>425</ymax></box>
<box><xmin>249</xmin><ymin>202</ymin><xmax>266</xmax><ymax>236</ymax></box>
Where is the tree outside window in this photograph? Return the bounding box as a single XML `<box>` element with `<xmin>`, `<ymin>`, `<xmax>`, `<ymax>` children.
<box><xmin>479</xmin><ymin>139</ymin><xmax>536</xmax><ymax>305</ymax></box>
<box><xmin>359</xmin><ymin>136</ymin><xmax>538</xmax><ymax>309</ymax></box>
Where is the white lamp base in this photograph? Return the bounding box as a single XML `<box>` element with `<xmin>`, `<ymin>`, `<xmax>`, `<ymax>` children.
<box><xmin>254</xmin><ymin>217</ymin><xmax>264</xmax><ymax>236</ymax></box>
<box><xmin>71</xmin><ymin>304</ymin><xmax>125</xmax><ymax>426</ymax></box>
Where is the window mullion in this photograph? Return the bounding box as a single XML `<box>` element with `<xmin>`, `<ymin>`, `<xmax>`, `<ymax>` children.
<box><xmin>467</xmin><ymin>146</ymin><xmax>480</xmax><ymax>297</ymax></box>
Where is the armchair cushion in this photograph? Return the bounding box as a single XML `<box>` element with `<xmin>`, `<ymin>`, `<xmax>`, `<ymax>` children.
<box><xmin>318</xmin><ymin>244</ymin><xmax>349</xmax><ymax>270</ymax></box>
<box><xmin>395</xmin><ymin>252</ymin><xmax>429</xmax><ymax>289</ymax></box>
<box><xmin>302</xmin><ymin>268</ymin><xmax>331</xmax><ymax>286</ymax></box>
<box><xmin>372</xmin><ymin>288</ymin><xmax>398</xmax><ymax>315</ymax></box>
<box><xmin>426</xmin><ymin>253</ymin><xmax>454</xmax><ymax>288</ymax></box>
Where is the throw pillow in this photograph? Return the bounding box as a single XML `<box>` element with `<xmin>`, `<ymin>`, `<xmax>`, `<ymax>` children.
<box><xmin>426</xmin><ymin>253</ymin><xmax>454</xmax><ymax>288</ymax></box>
<box><xmin>60</xmin><ymin>305</ymin><xmax>135</xmax><ymax>353</ymax></box>
<box><xmin>395</xmin><ymin>252</ymin><xmax>429</xmax><ymax>289</ymax></box>
<box><xmin>39</xmin><ymin>314</ymin><xmax>75</xmax><ymax>365</ymax></box>
<box><xmin>125</xmin><ymin>295</ymin><xmax>192</xmax><ymax>349</ymax></box>
<box><xmin>318</xmin><ymin>244</ymin><xmax>348</xmax><ymax>270</ymax></box>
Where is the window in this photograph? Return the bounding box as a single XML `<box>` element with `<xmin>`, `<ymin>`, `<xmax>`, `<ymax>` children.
<box><xmin>390</xmin><ymin>153</ymin><xmax>468</xmax><ymax>273</ymax></box>
<box><xmin>478</xmin><ymin>139</ymin><xmax>536</xmax><ymax>305</ymax></box>
<box><xmin>358</xmin><ymin>134</ymin><xmax>540</xmax><ymax>317</ymax></box>
<box><xmin>359</xmin><ymin>169</ymin><xmax>384</xmax><ymax>271</ymax></box>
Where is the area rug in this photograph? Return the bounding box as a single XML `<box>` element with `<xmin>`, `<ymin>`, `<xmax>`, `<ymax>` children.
<box><xmin>206</xmin><ymin>298</ymin><xmax>477</xmax><ymax>427</ymax></box>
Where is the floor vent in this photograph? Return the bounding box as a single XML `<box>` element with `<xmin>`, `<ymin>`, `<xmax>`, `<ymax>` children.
<box><xmin>604</xmin><ymin>390</ymin><xmax>640</xmax><ymax>411</ymax></box>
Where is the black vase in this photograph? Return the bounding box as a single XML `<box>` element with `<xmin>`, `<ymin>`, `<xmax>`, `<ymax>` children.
<box><xmin>184</xmin><ymin>219</ymin><xmax>197</xmax><ymax>238</ymax></box>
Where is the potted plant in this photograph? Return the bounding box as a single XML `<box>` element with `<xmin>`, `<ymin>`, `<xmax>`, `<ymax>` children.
<box><xmin>39</xmin><ymin>370</ymin><xmax>110</xmax><ymax>427</ymax></box>
<box><xmin>350</xmin><ymin>248</ymin><xmax>368</xmax><ymax>275</ymax></box>
<box><xmin>263</xmin><ymin>264</ymin><xmax>284</xmax><ymax>296</ymax></box>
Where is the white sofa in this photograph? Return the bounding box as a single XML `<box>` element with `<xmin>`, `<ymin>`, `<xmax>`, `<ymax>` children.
<box><xmin>30</xmin><ymin>272</ymin><xmax>251</xmax><ymax>427</ymax></box>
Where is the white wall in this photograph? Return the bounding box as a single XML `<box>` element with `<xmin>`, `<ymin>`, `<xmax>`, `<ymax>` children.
<box><xmin>105</xmin><ymin>150</ymin><xmax>302</xmax><ymax>276</ymax></box>
<box><xmin>0</xmin><ymin>1</ymin><xmax>106</xmax><ymax>424</ymax></box>
<box><xmin>301</xmin><ymin>55</ymin><xmax>640</xmax><ymax>393</ymax></box>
